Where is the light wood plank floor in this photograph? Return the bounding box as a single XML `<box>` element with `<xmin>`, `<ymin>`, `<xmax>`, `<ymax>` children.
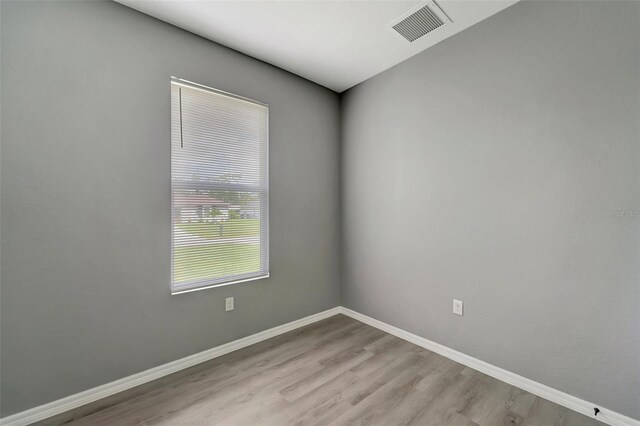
<box><xmin>43</xmin><ymin>314</ymin><xmax>602</xmax><ymax>426</ymax></box>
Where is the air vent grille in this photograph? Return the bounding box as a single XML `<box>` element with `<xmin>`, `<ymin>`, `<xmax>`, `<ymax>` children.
<box><xmin>392</xmin><ymin>5</ymin><xmax>444</xmax><ymax>42</ymax></box>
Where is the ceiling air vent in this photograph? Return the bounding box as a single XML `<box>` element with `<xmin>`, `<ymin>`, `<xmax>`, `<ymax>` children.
<box><xmin>392</xmin><ymin>4</ymin><xmax>445</xmax><ymax>42</ymax></box>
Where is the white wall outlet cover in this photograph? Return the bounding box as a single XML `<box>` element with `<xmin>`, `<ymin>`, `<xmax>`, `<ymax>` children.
<box><xmin>453</xmin><ymin>299</ymin><xmax>463</xmax><ymax>316</ymax></box>
<box><xmin>225</xmin><ymin>297</ymin><xmax>234</xmax><ymax>312</ymax></box>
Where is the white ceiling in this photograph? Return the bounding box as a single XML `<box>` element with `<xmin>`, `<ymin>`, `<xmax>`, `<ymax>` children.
<box><xmin>116</xmin><ymin>0</ymin><xmax>518</xmax><ymax>92</ymax></box>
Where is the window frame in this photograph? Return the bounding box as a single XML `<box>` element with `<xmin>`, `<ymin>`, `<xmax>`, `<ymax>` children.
<box><xmin>170</xmin><ymin>77</ymin><xmax>270</xmax><ymax>295</ymax></box>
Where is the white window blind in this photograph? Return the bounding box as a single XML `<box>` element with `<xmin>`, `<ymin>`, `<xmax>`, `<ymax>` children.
<box><xmin>171</xmin><ymin>78</ymin><xmax>269</xmax><ymax>294</ymax></box>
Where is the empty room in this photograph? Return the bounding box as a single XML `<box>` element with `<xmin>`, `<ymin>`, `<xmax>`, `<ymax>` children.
<box><xmin>1</xmin><ymin>0</ymin><xmax>638</xmax><ymax>425</ymax></box>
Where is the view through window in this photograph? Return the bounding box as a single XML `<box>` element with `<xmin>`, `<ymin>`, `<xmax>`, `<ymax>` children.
<box><xmin>171</xmin><ymin>78</ymin><xmax>269</xmax><ymax>293</ymax></box>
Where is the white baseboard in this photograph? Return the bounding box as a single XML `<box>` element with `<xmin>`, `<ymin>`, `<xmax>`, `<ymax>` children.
<box><xmin>0</xmin><ymin>307</ymin><xmax>342</xmax><ymax>426</ymax></box>
<box><xmin>2</xmin><ymin>306</ymin><xmax>637</xmax><ymax>426</ymax></box>
<box><xmin>337</xmin><ymin>307</ymin><xmax>639</xmax><ymax>426</ymax></box>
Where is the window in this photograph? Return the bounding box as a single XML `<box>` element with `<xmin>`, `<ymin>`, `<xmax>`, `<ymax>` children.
<box><xmin>171</xmin><ymin>78</ymin><xmax>269</xmax><ymax>294</ymax></box>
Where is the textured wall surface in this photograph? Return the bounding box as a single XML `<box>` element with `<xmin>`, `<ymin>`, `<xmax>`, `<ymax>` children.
<box><xmin>341</xmin><ymin>1</ymin><xmax>640</xmax><ymax>419</ymax></box>
<box><xmin>0</xmin><ymin>1</ymin><xmax>341</xmax><ymax>416</ymax></box>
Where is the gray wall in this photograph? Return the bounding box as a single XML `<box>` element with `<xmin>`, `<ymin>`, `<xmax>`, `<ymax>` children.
<box><xmin>341</xmin><ymin>0</ymin><xmax>640</xmax><ymax>420</ymax></box>
<box><xmin>3</xmin><ymin>0</ymin><xmax>640</xmax><ymax>420</ymax></box>
<box><xmin>0</xmin><ymin>1</ymin><xmax>340</xmax><ymax>416</ymax></box>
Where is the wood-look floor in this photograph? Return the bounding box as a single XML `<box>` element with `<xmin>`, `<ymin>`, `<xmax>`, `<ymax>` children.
<box><xmin>44</xmin><ymin>315</ymin><xmax>603</xmax><ymax>426</ymax></box>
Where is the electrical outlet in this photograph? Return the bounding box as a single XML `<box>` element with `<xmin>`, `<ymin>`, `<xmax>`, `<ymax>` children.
<box><xmin>453</xmin><ymin>299</ymin><xmax>463</xmax><ymax>316</ymax></box>
<box><xmin>225</xmin><ymin>297</ymin><xmax>234</xmax><ymax>312</ymax></box>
